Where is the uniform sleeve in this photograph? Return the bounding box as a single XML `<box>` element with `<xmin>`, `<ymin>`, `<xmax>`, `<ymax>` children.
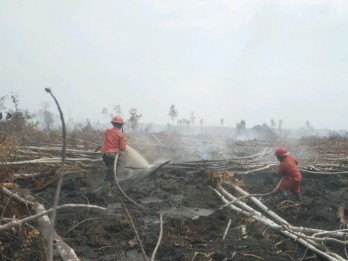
<box><xmin>119</xmin><ymin>134</ymin><xmax>126</xmax><ymax>151</ymax></box>
<box><xmin>278</xmin><ymin>162</ymin><xmax>288</xmax><ymax>175</ymax></box>
<box><xmin>101</xmin><ymin>130</ymin><xmax>108</xmax><ymax>153</ymax></box>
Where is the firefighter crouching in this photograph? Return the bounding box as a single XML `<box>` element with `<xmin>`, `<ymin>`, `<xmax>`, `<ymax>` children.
<box><xmin>101</xmin><ymin>115</ymin><xmax>126</xmax><ymax>196</ymax></box>
<box><xmin>274</xmin><ymin>147</ymin><xmax>302</xmax><ymax>201</ymax></box>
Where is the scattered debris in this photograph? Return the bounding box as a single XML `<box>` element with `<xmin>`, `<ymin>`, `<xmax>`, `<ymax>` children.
<box><xmin>1</xmin><ymin>127</ymin><xmax>348</xmax><ymax>260</ymax></box>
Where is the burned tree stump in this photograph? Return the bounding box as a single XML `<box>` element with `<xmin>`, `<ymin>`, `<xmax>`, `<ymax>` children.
<box><xmin>337</xmin><ymin>203</ymin><xmax>347</xmax><ymax>229</ymax></box>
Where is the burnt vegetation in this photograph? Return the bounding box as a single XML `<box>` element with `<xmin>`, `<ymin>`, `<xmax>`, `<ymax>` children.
<box><xmin>1</xmin><ymin>93</ymin><xmax>348</xmax><ymax>260</ymax></box>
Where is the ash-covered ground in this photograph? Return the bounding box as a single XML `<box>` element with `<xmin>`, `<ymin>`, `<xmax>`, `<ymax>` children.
<box><xmin>39</xmin><ymin>165</ymin><xmax>346</xmax><ymax>261</ymax></box>
<box><xmin>3</xmin><ymin>131</ymin><xmax>348</xmax><ymax>261</ymax></box>
<box><xmin>36</xmin><ymin>135</ymin><xmax>348</xmax><ymax>261</ymax></box>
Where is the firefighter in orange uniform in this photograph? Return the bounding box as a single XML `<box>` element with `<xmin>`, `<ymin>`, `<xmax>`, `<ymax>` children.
<box><xmin>101</xmin><ymin>115</ymin><xmax>126</xmax><ymax>196</ymax></box>
<box><xmin>274</xmin><ymin>147</ymin><xmax>302</xmax><ymax>201</ymax></box>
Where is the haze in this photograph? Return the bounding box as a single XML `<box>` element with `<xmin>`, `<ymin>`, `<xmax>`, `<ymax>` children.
<box><xmin>1</xmin><ymin>0</ymin><xmax>348</xmax><ymax>130</ymax></box>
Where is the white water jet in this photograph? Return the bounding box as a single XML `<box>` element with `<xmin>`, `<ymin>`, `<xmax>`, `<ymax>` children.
<box><xmin>124</xmin><ymin>145</ymin><xmax>151</xmax><ymax>169</ymax></box>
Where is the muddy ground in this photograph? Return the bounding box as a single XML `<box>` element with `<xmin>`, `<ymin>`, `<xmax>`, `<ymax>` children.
<box><xmin>43</xmin><ymin>160</ymin><xmax>348</xmax><ymax>259</ymax></box>
<box><xmin>2</xmin><ymin>135</ymin><xmax>348</xmax><ymax>261</ymax></box>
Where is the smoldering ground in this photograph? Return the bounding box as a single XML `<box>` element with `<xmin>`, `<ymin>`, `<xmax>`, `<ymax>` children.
<box><xmin>3</xmin><ymin>126</ymin><xmax>348</xmax><ymax>261</ymax></box>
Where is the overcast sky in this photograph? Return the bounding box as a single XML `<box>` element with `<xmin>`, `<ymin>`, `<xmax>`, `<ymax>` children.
<box><xmin>1</xmin><ymin>0</ymin><xmax>348</xmax><ymax>130</ymax></box>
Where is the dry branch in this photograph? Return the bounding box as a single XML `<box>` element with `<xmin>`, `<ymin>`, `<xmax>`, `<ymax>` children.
<box><xmin>0</xmin><ymin>187</ymin><xmax>106</xmax><ymax>260</ymax></box>
<box><xmin>121</xmin><ymin>200</ymin><xmax>149</xmax><ymax>261</ymax></box>
<box><xmin>211</xmin><ymin>186</ymin><xmax>343</xmax><ymax>261</ymax></box>
<box><xmin>301</xmin><ymin>169</ymin><xmax>348</xmax><ymax>175</ymax></box>
<box><xmin>219</xmin><ymin>178</ymin><xmax>283</xmax><ymax>210</ymax></box>
<box><xmin>34</xmin><ymin>202</ymin><xmax>80</xmax><ymax>261</ymax></box>
<box><xmin>20</xmin><ymin>146</ymin><xmax>101</xmax><ymax>154</ymax></box>
<box><xmin>47</xmin><ymin>132</ymin><xmax>101</xmax><ymax>147</ymax></box>
<box><xmin>223</xmin><ymin>148</ymin><xmax>273</xmax><ymax>160</ymax></box>
<box><xmin>150</xmin><ymin>213</ymin><xmax>163</xmax><ymax>261</ymax></box>
<box><xmin>4</xmin><ymin>157</ymin><xmax>102</xmax><ymax>165</ymax></box>
<box><xmin>222</xmin><ymin>219</ymin><xmax>232</xmax><ymax>240</ymax></box>
<box><xmin>225</xmin><ymin>184</ymin><xmax>348</xmax><ymax>238</ymax></box>
<box><xmin>337</xmin><ymin>203</ymin><xmax>347</xmax><ymax>229</ymax></box>
<box><xmin>14</xmin><ymin>170</ymin><xmax>86</xmax><ymax>179</ymax></box>
<box><xmin>45</xmin><ymin>87</ymin><xmax>68</xmax><ymax>261</ymax></box>
<box><xmin>0</xmin><ymin>202</ymin><xmax>106</xmax><ymax>232</ymax></box>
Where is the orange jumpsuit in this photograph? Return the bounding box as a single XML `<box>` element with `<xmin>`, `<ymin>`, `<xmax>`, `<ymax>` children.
<box><xmin>102</xmin><ymin>127</ymin><xmax>126</xmax><ymax>154</ymax></box>
<box><xmin>102</xmin><ymin>127</ymin><xmax>126</xmax><ymax>181</ymax></box>
<box><xmin>277</xmin><ymin>155</ymin><xmax>302</xmax><ymax>195</ymax></box>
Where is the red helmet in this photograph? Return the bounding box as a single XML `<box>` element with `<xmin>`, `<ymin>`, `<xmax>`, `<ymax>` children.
<box><xmin>274</xmin><ymin>147</ymin><xmax>289</xmax><ymax>157</ymax></box>
<box><xmin>111</xmin><ymin>115</ymin><xmax>124</xmax><ymax>125</ymax></box>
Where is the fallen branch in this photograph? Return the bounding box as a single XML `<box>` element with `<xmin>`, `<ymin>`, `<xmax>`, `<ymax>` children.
<box><xmin>0</xmin><ymin>203</ymin><xmax>106</xmax><ymax>232</ymax></box>
<box><xmin>20</xmin><ymin>145</ymin><xmax>101</xmax><ymax>154</ymax></box>
<box><xmin>219</xmin><ymin>178</ymin><xmax>283</xmax><ymax>209</ymax></box>
<box><xmin>32</xmin><ymin>171</ymin><xmax>86</xmax><ymax>192</ymax></box>
<box><xmin>121</xmin><ymin>200</ymin><xmax>149</xmax><ymax>261</ymax></box>
<box><xmin>148</xmin><ymin>160</ymin><xmax>170</xmax><ymax>175</ymax></box>
<box><xmin>224</xmin><ymin>147</ymin><xmax>273</xmax><ymax>160</ymax></box>
<box><xmin>48</xmin><ymin>132</ymin><xmax>101</xmax><ymax>147</ymax></box>
<box><xmin>34</xmin><ymin>202</ymin><xmax>80</xmax><ymax>261</ymax></box>
<box><xmin>227</xmin><ymin>184</ymin><xmax>289</xmax><ymax>225</ymax></box>
<box><xmin>191</xmin><ymin>251</ymin><xmax>214</xmax><ymax>261</ymax></box>
<box><xmin>211</xmin><ymin>186</ymin><xmax>343</xmax><ymax>261</ymax></box>
<box><xmin>4</xmin><ymin>157</ymin><xmax>102</xmax><ymax>165</ymax></box>
<box><xmin>337</xmin><ymin>203</ymin><xmax>347</xmax><ymax>229</ymax></box>
<box><xmin>0</xmin><ymin>188</ymin><xmax>102</xmax><ymax>260</ymax></box>
<box><xmin>240</xmin><ymin>164</ymin><xmax>277</xmax><ymax>174</ymax></box>
<box><xmin>150</xmin><ymin>213</ymin><xmax>163</xmax><ymax>261</ymax></box>
<box><xmin>225</xmin><ymin>184</ymin><xmax>348</xmax><ymax>239</ymax></box>
<box><xmin>222</xmin><ymin>219</ymin><xmax>232</xmax><ymax>240</ymax></box>
<box><xmin>301</xmin><ymin>169</ymin><xmax>348</xmax><ymax>175</ymax></box>
<box><xmin>14</xmin><ymin>170</ymin><xmax>86</xmax><ymax>179</ymax></box>
<box><xmin>241</xmin><ymin>253</ymin><xmax>264</xmax><ymax>259</ymax></box>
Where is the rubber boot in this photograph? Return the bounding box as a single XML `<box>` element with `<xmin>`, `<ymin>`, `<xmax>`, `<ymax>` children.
<box><xmin>295</xmin><ymin>193</ymin><xmax>302</xmax><ymax>202</ymax></box>
<box><xmin>103</xmin><ymin>181</ymin><xmax>113</xmax><ymax>197</ymax></box>
<box><xmin>279</xmin><ymin>190</ymin><xmax>288</xmax><ymax>199</ymax></box>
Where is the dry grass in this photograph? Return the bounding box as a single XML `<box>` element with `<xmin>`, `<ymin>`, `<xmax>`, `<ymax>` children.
<box><xmin>0</xmin><ymin>136</ymin><xmax>17</xmax><ymax>159</ymax></box>
<box><xmin>206</xmin><ymin>170</ymin><xmax>245</xmax><ymax>188</ymax></box>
